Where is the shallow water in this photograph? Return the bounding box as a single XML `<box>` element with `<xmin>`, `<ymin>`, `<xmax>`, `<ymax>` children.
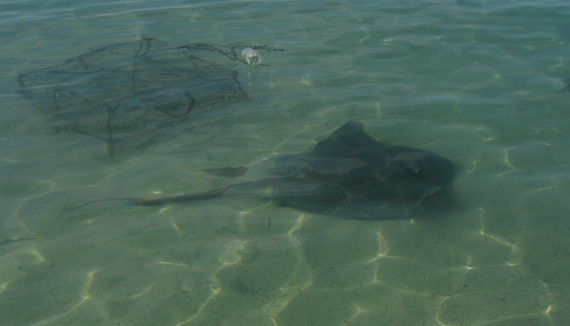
<box><xmin>1</xmin><ymin>0</ymin><xmax>569</xmax><ymax>325</ymax></box>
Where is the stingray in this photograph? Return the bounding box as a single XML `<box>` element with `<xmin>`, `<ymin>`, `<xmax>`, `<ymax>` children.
<box><xmin>67</xmin><ymin>121</ymin><xmax>455</xmax><ymax>220</ymax></box>
<box><xmin>17</xmin><ymin>37</ymin><xmax>282</xmax><ymax>155</ymax></box>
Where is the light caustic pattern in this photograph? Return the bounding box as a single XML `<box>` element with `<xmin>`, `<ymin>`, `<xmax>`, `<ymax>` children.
<box><xmin>0</xmin><ymin>198</ymin><xmax>561</xmax><ymax>326</ymax></box>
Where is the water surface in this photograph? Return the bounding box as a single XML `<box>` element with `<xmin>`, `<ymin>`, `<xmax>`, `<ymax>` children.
<box><xmin>1</xmin><ymin>0</ymin><xmax>569</xmax><ymax>325</ymax></box>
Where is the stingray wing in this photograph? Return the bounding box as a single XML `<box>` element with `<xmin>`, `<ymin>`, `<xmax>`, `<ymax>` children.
<box><xmin>311</xmin><ymin>121</ymin><xmax>386</xmax><ymax>155</ymax></box>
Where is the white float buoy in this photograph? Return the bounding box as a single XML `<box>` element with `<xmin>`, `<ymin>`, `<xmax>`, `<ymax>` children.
<box><xmin>241</xmin><ymin>47</ymin><xmax>262</xmax><ymax>66</ymax></box>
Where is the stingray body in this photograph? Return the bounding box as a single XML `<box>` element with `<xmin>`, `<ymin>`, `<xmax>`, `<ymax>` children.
<box><xmin>268</xmin><ymin>122</ymin><xmax>455</xmax><ymax>219</ymax></box>
<box><xmin>68</xmin><ymin>122</ymin><xmax>455</xmax><ymax>220</ymax></box>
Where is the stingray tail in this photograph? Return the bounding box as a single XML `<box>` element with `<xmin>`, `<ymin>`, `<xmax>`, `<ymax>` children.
<box><xmin>63</xmin><ymin>198</ymin><xmax>133</xmax><ymax>210</ymax></box>
<box><xmin>63</xmin><ymin>187</ymin><xmax>230</xmax><ymax>211</ymax></box>
<box><xmin>126</xmin><ymin>187</ymin><xmax>229</xmax><ymax>206</ymax></box>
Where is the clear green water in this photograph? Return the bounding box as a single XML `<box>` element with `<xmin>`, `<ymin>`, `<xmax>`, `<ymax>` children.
<box><xmin>1</xmin><ymin>0</ymin><xmax>569</xmax><ymax>325</ymax></box>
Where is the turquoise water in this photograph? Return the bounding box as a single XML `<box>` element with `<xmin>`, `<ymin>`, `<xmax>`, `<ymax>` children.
<box><xmin>1</xmin><ymin>0</ymin><xmax>569</xmax><ymax>325</ymax></box>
